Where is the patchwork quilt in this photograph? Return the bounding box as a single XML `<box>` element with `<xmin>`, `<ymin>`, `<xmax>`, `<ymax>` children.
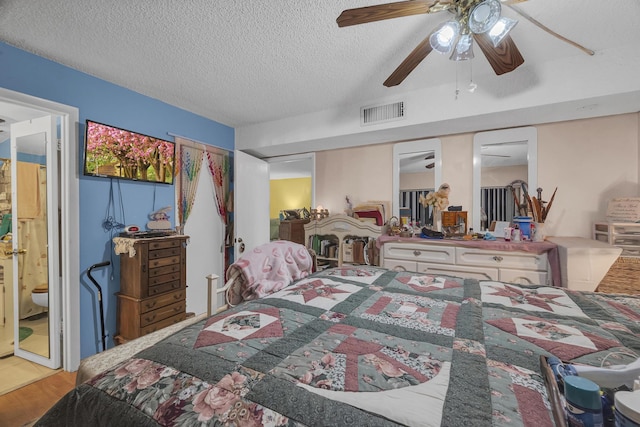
<box><xmin>37</xmin><ymin>266</ymin><xmax>640</xmax><ymax>426</ymax></box>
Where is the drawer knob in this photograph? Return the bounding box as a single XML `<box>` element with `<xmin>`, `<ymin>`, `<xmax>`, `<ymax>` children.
<box><xmin>493</xmin><ymin>256</ymin><xmax>503</xmax><ymax>262</ymax></box>
<box><xmin>413</xmin><ymin>250</ymin><xmax>421</xmax><ymax>257</ymax></box>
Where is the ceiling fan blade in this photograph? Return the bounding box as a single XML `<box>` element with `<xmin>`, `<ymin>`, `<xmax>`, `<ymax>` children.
<box><xmin>473</xmin><ymin>32</ymin><xmax>524</xmax><ymax>75</ymax></box>
<box><xmin>337</xmin><ymin>0</ymin><xmax>446</xmax><ymax>27</ymax></box>
<box><xmin>384</xmin><ymin>33</ymin><xmax>434</xmax><ymax>87</ymax></box>
<box><xmin>506</xmin><ymin>5</ymin><xmax>594</xmax><ymax>56</ymax></box>
<box><xmin>500</xmin><ymin>0</ymin><xmax>528</xmax><ymax>5</ymax></box>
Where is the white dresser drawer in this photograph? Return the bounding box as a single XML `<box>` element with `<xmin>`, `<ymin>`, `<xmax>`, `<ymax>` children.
<box><xmin>456</xmin><ymin>247</ymin><xmax>548</xmax><ymax>271</ymax></box>
<box><xmin>499</xmin><ymin>269</ymin><xmax>548</xmax><ymax>286</ymax></box>
<box><xmin>417</xmin><ymin>262</ymin><xmax>498</xmax><ymax>281</ymax></box>
<box><xmin>382</xmin><ymin>259</ymin><xmax>418</xmax><ymax>272</ymax></box>
<box><xmin>383</xmin><ymin>243</ymin><xmax>455</xmax><ymax>264</ymax></box>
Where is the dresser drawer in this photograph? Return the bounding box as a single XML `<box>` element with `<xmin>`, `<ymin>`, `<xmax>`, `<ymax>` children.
<box><xmin>149</xmin><ymin>247</ymin><xmax>182</xmax><ymax>260</ymax></box>
<box><xmin>148</xmin><ymin>239</ymin><xmax>183</xmax><ymax>251</ymax></box>
<box><xmin>149</xmin><ymin>271</ymin><xmax>181</xmax><ymax>286</ymax></box>
<box><xmin>456</xmin><ymin>247</ymin><xmax>548</xmax><ymax>271</ymax></box>
<box><xmin>148</xmin><ymin>255</ymin><xmax>181</xmax><ymax>269</ymax></box>
<box><xmin>140</xmin><ymin>289</ymin><xmax>186</xmax><ymax>313</ymax></box>
<box><xmin>148</xmin><ymin>279</ymin><xmax>183</xmax><ymax>296</ymax></box>
<box><xmin>499</xmin><ymin>269</ymin><xmax>548</xmax><ymax>286</ymax></box>
<box><xmin>140</xmin><ymin>312</ymin><xmax>187</xmax><ymax>336</ymax></box>
<box><xmin>417</xmin><ymin>262</ymin><xmax>498</xmax><ymax>281</ymax></box>
<box><xmin>149</xmin><ymin>263</ymin><xmax>181</xmax><ymax>277</ymax></box>
<box><xmin>382</xmin><ymin>258</ymin><xmax>418</xmax><ymax>272</ymax></box>
<box><xmin>383</xmin><ymin>243</ymin><xmax>455</xmax><ymax>264</ymax></box>
<box><xmin>140</xmin><ymin>300</ymin><xmax>186</xmax><ymax>327</ymax></box>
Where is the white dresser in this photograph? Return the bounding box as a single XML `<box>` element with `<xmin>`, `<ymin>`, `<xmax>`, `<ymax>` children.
<box><xmin>380</xmin><ymin>237</ymin><xmax>555</xmax><ymax>286</ymax></box>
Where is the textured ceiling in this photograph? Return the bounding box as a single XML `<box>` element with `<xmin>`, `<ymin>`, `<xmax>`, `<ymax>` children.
<box><xmin>1</xmin><ymin>0</ymin><xmax>639</xmax><ymax>132</ymax></box>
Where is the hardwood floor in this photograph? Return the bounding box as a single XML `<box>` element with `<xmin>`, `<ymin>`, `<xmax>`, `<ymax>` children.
<box><xmin>0</xmin><ymin>370</ymin><xmax>76</xmax><ymax>427</ymax></box>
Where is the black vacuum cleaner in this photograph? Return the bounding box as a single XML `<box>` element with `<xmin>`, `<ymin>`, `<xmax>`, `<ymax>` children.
<box><xmin>87</xmin><ymin>261</ymin><xmax>111</xmax><ymax>352</ymax></box>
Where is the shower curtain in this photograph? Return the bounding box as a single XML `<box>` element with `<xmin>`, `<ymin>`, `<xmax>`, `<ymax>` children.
<box><xmin>16</xmin><ymin>161</ymin><xmax>48</xmax><ymax>319</ymax></box>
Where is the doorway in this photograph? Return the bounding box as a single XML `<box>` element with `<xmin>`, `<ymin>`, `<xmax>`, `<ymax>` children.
<box><xmin>0</xmin><ymin>89</ymin><xmax>80</xmax><ymax>392</ymax></box>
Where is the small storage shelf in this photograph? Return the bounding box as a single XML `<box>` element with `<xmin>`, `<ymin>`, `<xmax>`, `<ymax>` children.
<box><xmin>593</xmin><ymin>222</ymin><xmax>640</xmax><ymax>257</ymax></box>
<box><xmin>304</xmin><ymin>214</ymin><xmax>382</xmax><ymax>267</ymax></box>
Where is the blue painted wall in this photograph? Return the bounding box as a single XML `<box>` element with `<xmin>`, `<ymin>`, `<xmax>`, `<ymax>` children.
<box><xmin>0</xmin><ymin>41</ymin><xmax>234</xmax><ymax>358</ymax></box>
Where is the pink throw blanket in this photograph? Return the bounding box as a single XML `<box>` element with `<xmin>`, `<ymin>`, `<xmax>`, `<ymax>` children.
<box><xmin>226</xmin><ymin>241</ymin><xmax>313</xmax><ymax>301</ymax></box>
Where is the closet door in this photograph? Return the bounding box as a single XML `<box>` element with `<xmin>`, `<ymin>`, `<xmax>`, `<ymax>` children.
<box><xmin>11</xmin><ymin>115</ymin><xmax>60</xmax><ymax>369</ymax></box>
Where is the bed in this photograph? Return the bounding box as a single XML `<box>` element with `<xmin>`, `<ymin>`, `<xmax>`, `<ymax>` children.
<box><xmin>37</xmin><ymin>263</ymin><xmax>640</xmax><ymax>426</ymax></box>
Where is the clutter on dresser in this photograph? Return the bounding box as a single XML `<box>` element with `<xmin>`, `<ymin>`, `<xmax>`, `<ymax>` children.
<box><xmin>146</xmin><ymin>205</ymin><xmax>172</xmax><ymax>230</ymax></box>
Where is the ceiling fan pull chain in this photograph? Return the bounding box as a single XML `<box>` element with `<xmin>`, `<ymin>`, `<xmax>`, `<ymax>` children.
<box><xmin>468</xmin><ymin>60</ymin><xmax>477</xmax><ymax>93</ymax></box>
<box><xmin>455</xmin><ymin>62</ymin><xmax>460</xmax><ymax>100</ymax></box>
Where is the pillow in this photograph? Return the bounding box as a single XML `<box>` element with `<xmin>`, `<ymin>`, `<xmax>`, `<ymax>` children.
<box><xmin>354</xmin><ymin>210</ymin><xmax>383</xmax><ymax>226</ymax></box>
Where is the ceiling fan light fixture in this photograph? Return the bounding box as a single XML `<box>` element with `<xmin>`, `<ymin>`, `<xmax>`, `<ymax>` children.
<box><xmin>429</xmin><ymin>21</ymin><xmax>460</xmax><ymax>54</ymax></box>
<box><xmin>488</xmin><ymin>17</ymin><xmax>518</xmax><ymax>47</ymax></box>
<box><xmin>468</xmin><ymin>0</ymin><xmax>501</xmax><ymax>34</ymax></box>
<box><xmin>450</xmin><ymin>34</ymin><xmax>474</xmax><ymax>61</ymax></box>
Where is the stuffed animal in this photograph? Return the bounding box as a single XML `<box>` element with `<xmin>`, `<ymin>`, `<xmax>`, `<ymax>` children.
<box><xmin>147</xmin><ymin>206</ymin><xmax>172</xmax><ymax>230</ymax></box>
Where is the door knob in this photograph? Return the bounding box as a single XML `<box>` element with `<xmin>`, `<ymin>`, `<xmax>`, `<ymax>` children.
<box><xmin>239</xmin><ymin>242</ymin><xmax>245</xmax><ymax>253</ymax></box>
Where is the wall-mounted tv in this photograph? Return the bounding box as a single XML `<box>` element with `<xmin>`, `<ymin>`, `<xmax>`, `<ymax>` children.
<box><xmin>83</xmin><ymin>120</ymin><xmax>175</xmax><ymax>184</ymax></box>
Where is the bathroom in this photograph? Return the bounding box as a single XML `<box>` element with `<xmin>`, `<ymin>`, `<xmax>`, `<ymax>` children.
<box><xmin>0</xmin><ymin>158</ymin><xmax>49</xmax><ymax>357</ymax></box>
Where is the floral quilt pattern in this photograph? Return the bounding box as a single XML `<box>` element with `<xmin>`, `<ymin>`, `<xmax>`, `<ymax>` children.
<box><xmin>39</xmin><ymin>268</ymin><xmax>640</xmax><ymax>427</ymax></box>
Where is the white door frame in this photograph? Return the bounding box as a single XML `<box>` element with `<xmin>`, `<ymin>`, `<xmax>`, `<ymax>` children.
<box><xmin>0</xmin><ymin>88</ymin><xmax>80</xmax><ymax>371</ymax></box>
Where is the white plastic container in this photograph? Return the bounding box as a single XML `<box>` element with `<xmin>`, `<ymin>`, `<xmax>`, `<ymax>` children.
<box><xmin>615</xmin><ymin>390</ymin><xmax>640</xmax><ymax>427</ymax></box>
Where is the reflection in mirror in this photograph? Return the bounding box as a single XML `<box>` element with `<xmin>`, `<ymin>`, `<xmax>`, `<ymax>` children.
<box><xmin>15</xmin><ymin>132</ymin><xmax>50</xmax><ymax>358</ymax></box>
<box><xmin>472</xmin><ymin>127</ymin><xmax>537</xmax><ymax>232</ymax></box>
<box><xmin>393</xmin><ymin>139</ymin><xmax>441</xmax><ymax>226</ymax></box>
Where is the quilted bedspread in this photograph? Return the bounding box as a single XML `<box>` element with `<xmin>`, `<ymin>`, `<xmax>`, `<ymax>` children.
<box><xmin>37</xmin><ymin>266</ymin><xmax>640</xmax><ymax>426</ymax></box>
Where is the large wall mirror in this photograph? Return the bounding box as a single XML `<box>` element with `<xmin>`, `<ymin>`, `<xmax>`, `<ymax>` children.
<box><xmin>392</xmin><ymin>138</ymin><xmax>442</xmax><ymax>225</ymax></box>
<box><xmin>472</xmin><ymin>127</ymin><xmax>537</xmax><ymax>232</ymax></box>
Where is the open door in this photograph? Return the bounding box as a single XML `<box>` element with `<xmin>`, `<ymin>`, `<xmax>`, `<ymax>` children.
<box><xmin>234</xmin><ymin>150</ymin><xmax>270</xmax><ymax>260</ymax></box>
<box><xmin>11</xmin><ymin>115</ymin><xmax>60</xmax><ymax>369</ymax></box>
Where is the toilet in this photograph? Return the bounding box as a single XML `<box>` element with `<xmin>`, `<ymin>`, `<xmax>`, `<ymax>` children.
<box><xmin>31</xmin><ymin>285</ymin><xmax>48</xmax><ymax>308</ymax></box>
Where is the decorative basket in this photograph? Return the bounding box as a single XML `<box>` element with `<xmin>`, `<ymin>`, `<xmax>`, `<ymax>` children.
<box><xmin>596</xmin><ymin>256</ymin><xmax>640</xmax><ymax>295</ymax></box>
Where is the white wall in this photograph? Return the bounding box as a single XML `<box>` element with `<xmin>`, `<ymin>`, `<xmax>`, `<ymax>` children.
<box><xmin>315</xmin><ymin>113</ymin><xmax>640</xmax><ymax>239</ymax></box>
<box><xmin>315</xmin><ymin>143</ymin><xmax>392</xmax><ymax>215</ymax></box>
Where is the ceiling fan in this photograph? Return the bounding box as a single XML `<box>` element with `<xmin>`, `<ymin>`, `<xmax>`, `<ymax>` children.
<box><xmin>337</xmin><ymin>0</ymin><xmax>594</xmax><ymax>87</ymax></box>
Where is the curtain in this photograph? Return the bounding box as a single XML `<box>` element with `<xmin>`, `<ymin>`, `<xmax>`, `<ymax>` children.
<box><xmin>177</xmin><ymin>144</ymin><xmax>205</xmax><ymax>226</ymax></box>
<box><xmin>205</xmin><ymin>149</ymin><xmax>230</xmax><ymax>225</ymax></box>
<box><xmin>175</xmin><ymin>136</ymin><xmax>232</xmax><ymax>271</ymax></box>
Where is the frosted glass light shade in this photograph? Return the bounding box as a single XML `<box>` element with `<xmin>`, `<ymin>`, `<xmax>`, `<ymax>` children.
<box><xmin>469</xmin><ymin>0</ymin><xmax>501</xmax><ymax>34</ymax></box>
<box><xmin>450</xmin><ymin>34</ymin><xmax>474</xmax><ymax>61</ymax></box>
<box><xmin>429</xmin><ymin>21</ymin><xmax>460</xmax><ymax>54</ymax></box>
<box><xmin>488</xmin><ymin>17</ymin><xmax>518</xmax><ymax>46</ymax></box>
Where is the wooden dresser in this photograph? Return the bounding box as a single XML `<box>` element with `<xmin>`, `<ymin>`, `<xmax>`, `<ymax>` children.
<box><xmin>278</xmin><ymin>219</ymin><xmax>310</xmax><ymax>245</ymax></box>
<box><xmin>115</xmin><ymin>235</ymin><xmax>189</xmax><ymax>344</ymax></box>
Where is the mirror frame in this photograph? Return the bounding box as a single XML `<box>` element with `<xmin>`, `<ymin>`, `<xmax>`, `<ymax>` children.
<box><xmin>392</xmin><ymin>138</ymin><xmax>442</xmax><ymax>219</ymax></box>
<box><xmin>472</xmin><ymin>127</ymin><xmax>537</xmax><ymax>232</ymax></box>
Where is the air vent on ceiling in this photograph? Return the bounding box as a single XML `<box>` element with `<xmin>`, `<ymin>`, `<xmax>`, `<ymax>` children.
<box><xmin>361</xmin><ymin>101</ymin><xmax>405</xmax><ymax>126</ymax></box>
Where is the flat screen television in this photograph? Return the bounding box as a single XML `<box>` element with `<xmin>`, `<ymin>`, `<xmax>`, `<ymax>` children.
<box><xmin>83</xmin><ymin>120</ymin><xmax>175</xmax><ymax>184</ymax></box>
